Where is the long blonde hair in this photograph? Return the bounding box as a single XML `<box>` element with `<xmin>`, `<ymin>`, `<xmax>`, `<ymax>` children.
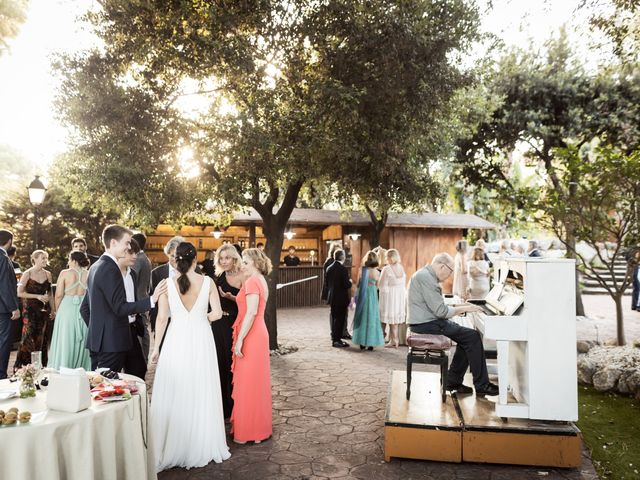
<box><xmin>214</xmin><ymin>244</ymin><xmax>242</xmax><ymax>275</ymax></box>
<box><xmin>243</xmin><ymin>248</ymin><xmax>273</xmax><ymax>275</ymax></box>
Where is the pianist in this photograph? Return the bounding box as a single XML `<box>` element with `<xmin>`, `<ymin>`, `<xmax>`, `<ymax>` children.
<box><xmin>407</xmin><ymin>253</ymin><xmax>499</xmax><ymax>397</ymax></box>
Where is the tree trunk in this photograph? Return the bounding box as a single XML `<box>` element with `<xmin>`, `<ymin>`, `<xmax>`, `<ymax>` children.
<box><xmin>614</xmin><ymin>294</ymin><xmax>626</xmax><ymax>346</ymax></box>
<box><xmin>365</xmin><ymin>206</ymin><xmax>387</xmax><ymax>249</ymax></box>
<box><xmin>564</xmin><ymin>230</ymin><xmax>585</xmax><ymax>316</ymax></box>
<box><xmin>255</xmin><ymin>180</ymin><xmax>304</xmax><ymax>350</ymax></box>
<box><xmin>263</xmin><ymin>216</ymin><xmax>286</xmax><ymax>350</ymax></box>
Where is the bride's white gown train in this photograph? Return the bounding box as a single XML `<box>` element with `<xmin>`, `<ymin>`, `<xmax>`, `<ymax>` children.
<box><xmin>151</xmin><ymin>276</ymin><xmax>230</xmax><ymax>471</ymax></box>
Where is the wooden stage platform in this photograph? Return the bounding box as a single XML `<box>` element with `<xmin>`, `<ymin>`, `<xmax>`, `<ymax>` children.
<box><xmin>384</xmin><ymin>370</ymin><xmax>582</xmax><ymax>467</ymax></box>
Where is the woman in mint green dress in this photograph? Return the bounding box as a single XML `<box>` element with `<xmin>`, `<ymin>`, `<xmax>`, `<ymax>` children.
<box><xmin>352</xmin><ymin>251</ymin><xmax>385</xmax><ymax>351</ymax></box>
<box><xmin>48</xmin><ymin>251</ymin><xmax>91</xmax><ymax>370</ymax></box>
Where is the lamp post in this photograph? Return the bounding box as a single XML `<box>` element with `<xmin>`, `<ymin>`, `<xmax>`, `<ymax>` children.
<box><xmin>27</xmin><ymin>175</ymin><xmax>47</xmax><ymax>250</ymax></box>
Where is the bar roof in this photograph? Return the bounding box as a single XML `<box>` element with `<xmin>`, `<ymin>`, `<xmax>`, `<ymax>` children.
<box><xmin>231</xmin><ymin>208</ymin><xmax>495</xmax><ymax>229</ymax></box>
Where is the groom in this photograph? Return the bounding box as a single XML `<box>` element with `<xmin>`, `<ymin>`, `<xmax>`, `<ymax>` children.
<box><xmin>81</xmin><ymin>225</ymin><xmax>166</xmax><ymax>373</ymax></box>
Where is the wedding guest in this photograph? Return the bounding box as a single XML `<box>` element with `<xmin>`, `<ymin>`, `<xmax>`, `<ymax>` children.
<box><xmin>474</xmin><ymin>239</ymin><xmax>492</xmax><ymax>265</ymax></box>
<box><xmin>321</xmin><ymin>242</ymin><xmax>341</xmax><ymax>302</ymax></box>
<box><xmin>213</xmin><ymin>244</ymin><xmax>243</xmax><ymax>419</ymax></box>
<box><xmin>452</xmin><ymin>240</ymin><xmax>469</xmax><ymax>300</ymax></box>
<box><xmin>15</xmin><ymin>250</ymin><xmax>53</xmax><ymax>369</ymax></box>
<box><xmin>151</xmin><ymin>242</ymin><xmax>230</xmax><ymax>470</ymax></box>
<box><xmin>325</xmin><ymin>249</ymin><xmax>351</xmax><ymax>348</ymax></box>
<box><xmin>378</xmin><ymin>249</ymin><xmax>406</xmax><ymax>348</ymax></box>
<box><xmin>131</xmin><ymin>232</ymin><xmax>152</xmax><ymax>362</ymax></box>
<box><xmin>499</xmin><ymin>239</ymin><xmax>512</xmax><ymax>257</ymax></box>
<box><xmin>231</xmin><ymin>248</ymin><xmax>272</xmax><ymax>444</ymax></box>
<box><xmin>80</xmin><ymin>225</ymin><xmax>166</xmax><ymax>373</ymax></box>
<box><xmin>256</xmin><ymin>242</ymin><xmax>265</xmax><ymax>252</ymax></box>
<box><xmin>71</xmin><ymin>237</ymin><xmax>99</xmax><ymax>265</ymax></box>
<box><xmin>528</xmin><ymin>240</ymin><xmax>542</xmax><ymax>257</ymax></box>
<box><xmin>117</xmin><ymin>238</ymin><xmax>148</xmax><ymax>380</ymax></box>
<box><xmin>150</xmin><ymin>236</ymin><xmax>185</xmax><ymax>333</ymax></box>
<box><xmin>631</xmin><ymin>250</ymin><xmax>640</xmax><ymax>312</ymax></box>
<box><xmin>48</xmin><ymin>251</ymin><xmax>92</xmax><ymax>370</ymax></box>
<box><xmin>201</xmin><ymin>250</ymin><xmax>216</xmax><ymax>278</ymax></box>
<box><xmin>514</xmin><ymin>243</ymin><xmax>526</xmax><ymax>257</ymax></box>
<box><xmin>283</xmin><ymin>246</ymin><xmax>300</xmax><ymax>266</ymax></box>
<box><xmin>0</xmin><ymin>230</ymin><xmax>20</xmax><ymax>379</ymax></box>
<box><xmin>467</xmin><ymin>247</ymin><xmax>490</xmax><ymax>299</ymax></box>
<box><xmin>6</xmin><ymin>246</ymin><xmax>21</xmax><ymax>272</ymax></box>
<box><xmin>352</xmin><ymin>251</ymin><xmax>384</xmax><ymax>351</ymax></box>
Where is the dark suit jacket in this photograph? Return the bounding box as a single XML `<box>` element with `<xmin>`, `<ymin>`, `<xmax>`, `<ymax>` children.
<box><xmin>321</xmin><ymin>257</ymin><xmax>335</xmax><ymax>302</ymax></box>
<box><xmin>88</xmin><ymin>254</ymin><xmax>100</xmax><ymax>266</ymax></box>
<box><xmin>632</xmin><ymin>265</ymin><xmax>640</xmax><ymax>311</ymax></box>
<box><xmin>80</xmin><ymin>255</ymin><xmax>151</xmax><ymax>353</ymax></box>
<box><xmin>326</xmin><ymin>261</ymin><xmax>352</xmax><ymax>308</ymax></box>
<box><xmin>0</xmin><ymin>249</ymin><xmax>18</xmax><ymax>314</ymax></box>
<box><xmin>528</xmin><ymin>249</ymin><xmax>542</xmax><ymax>258</ymax></box>
<box><xmin>150</xmin><ymin>263</ymin><xmax>170</xmax><ymax>331</ymax></box>
<box><xmin>132</xmin><ymin>252</ymin><xmax>152</xmax><ymax>300</ymax></box>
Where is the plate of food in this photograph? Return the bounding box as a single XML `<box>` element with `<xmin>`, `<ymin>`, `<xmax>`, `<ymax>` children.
<box><xmin>0</xmin><ymin>389</ymin><xmax>17</xmax><ymax>401</ymax></box>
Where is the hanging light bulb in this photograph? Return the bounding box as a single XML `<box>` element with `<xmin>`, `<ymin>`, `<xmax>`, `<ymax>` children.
<box><xmin>285</xmin><ymin>230</ymin><xmax>296</xmax><ymax>240</ymax></box>
<box><xmin>212</xmin><ymin>229</ymin><xmax>223</xmax><ymax>239</ymax></box>
<box><xmin>349</xmin><ymin>233</ymin><xmax>361</xmax><ymax>241</ymax></box>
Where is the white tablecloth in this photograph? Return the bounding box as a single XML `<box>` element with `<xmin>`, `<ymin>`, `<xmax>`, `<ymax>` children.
<box><xmin>0</xmin><ymin>374</ymin><xmax>156</xmax><ymax>480</ymax></box>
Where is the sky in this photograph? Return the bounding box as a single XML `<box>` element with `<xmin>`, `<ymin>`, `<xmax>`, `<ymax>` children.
<box><xmin>0</xmin><ymin>0</ymin><xmax>601</xmax><ymax>175</ymax></box>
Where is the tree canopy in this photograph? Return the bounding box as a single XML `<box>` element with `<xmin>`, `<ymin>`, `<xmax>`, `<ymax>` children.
<box><xmin>55</xmin><ymin>0</ymin><xmax>482</xmax><ymax>347</ymax></box>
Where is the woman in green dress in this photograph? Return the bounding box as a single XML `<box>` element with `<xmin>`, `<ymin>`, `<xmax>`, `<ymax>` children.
<box><xmin>48</xmin><ymin>251</ymin><xmax>91</xmax><ymax>370</ymax></box>
<box><xmin>352</xmin><ymin>250</ymin><xmax>385</xmax><ymax>351</ymax></box>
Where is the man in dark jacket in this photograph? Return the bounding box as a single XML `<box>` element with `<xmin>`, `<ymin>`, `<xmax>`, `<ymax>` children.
<box><xmin>0</xmin><ymin>230</ymin><xmax>19</xmax><ymax>379</ymax></box>
<box><xmin>80</xmin><ymin>225</ymin><xmax>166</xmax><ymax>373</ymax></box>
<box><xmin>325</xmin><ymin>249</ymin><xmax>352</xmax><ymax>348</ymax></box>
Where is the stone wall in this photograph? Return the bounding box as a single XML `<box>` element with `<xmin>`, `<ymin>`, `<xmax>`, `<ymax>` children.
<box><xmin>577</xmin><ymin>343</ymin><xmax>640</xmax><ymax>398</ymax></box>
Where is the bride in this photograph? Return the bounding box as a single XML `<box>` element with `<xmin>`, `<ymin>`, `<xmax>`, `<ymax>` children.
<box><xmin>150</xmin><ymin>242</ymin><xmax>230</xmax><ymax>471</ymax></box>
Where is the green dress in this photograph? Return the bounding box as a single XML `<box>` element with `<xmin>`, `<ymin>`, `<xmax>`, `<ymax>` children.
<box><xmin>352</xmin><ymin>269</ymin><xmax>385</xmax><ymax>348</ymax></box>
<box><xmin>47</xmin><ymin>269</ymin><xmax>92</xmax><ymax>370</ymax></box>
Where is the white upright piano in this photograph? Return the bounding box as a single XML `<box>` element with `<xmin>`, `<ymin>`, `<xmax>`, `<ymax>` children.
<box><xmin>469</xmin><ymin>257</ymin><xmax>578</xmax><ymax>422</ymax></box>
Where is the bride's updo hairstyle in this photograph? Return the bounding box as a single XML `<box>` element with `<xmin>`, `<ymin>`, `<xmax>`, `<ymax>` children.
<box><xmin>175</xmin><ymin>242</ymin><xmax>197</xmax><ymax>294</ymax></box>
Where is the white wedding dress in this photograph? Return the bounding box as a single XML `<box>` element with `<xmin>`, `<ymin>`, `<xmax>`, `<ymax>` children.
<box><xmin>151</xmin><ymin>276</ymin><xmax>230</xmax><ymax>471</ymax></box>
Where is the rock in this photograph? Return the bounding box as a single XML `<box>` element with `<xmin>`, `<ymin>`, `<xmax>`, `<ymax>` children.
<box><xmin>592</xmin><ymin>365</ymin><xmax>623</xmax><ymax>391</ymax></box>
<box><xmin>578</xmin><ymin>345</ymin><xmax>640</xmax><ymax>394</ymax></box>
<box><xmin>577</xmin><ymin>340</ymin><xmax>599</xmax><ymax>354</ymax></box>
<box><xmin>577</xmin><ymin>355</ymin><xmax>596</xmax><ymax>384</ymax></box>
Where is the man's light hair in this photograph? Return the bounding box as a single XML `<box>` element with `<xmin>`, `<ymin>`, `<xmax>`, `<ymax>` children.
<box><xmin>164</xmin><ymin>236</ymin><xmax>185</xmax><ymax>255</ymax></box>
<box><xmin>431</xmin><ymin>253</ymin><xmax>453</xmax><ymax>267</ymax></box>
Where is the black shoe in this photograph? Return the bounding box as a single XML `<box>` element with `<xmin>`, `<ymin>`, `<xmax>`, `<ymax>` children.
<box><xmin>333</xmin><ymin>341</ymin><xmax>348</xmax><ymax>348</ymax></box>
<box><xmin>446</xmin><ymin>384</ymin><xmax>473</xmax><ymax>394</ymax></box>
<box><xmin>342</xmin><ymin>334</ymin><xmax>352</xmax><ymax>340</ymax></box>
<box><xmin>360</xmin><ymin>345</ymin><xmax>366</xmax><ymax>350</ymax></box>
<box><xmin>367</xmin><ymin>346</ymin><xmax>373</xmax><ymax>351</ymax></box>
<box><xmin>476</xmin><ymin>383</ymin><xmax>499</xmax><ymax>397</ymax></box>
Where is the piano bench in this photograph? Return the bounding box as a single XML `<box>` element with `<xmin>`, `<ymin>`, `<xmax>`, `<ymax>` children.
<box><xmin>406</xmin><ymin>334</ymin><xmax>452</xmax><ymax>403</ymax></box>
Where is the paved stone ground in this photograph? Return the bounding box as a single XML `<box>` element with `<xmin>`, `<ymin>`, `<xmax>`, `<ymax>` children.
<box><xmin>156</xmin><ymin>306</ymin><xmax>598</xmax><ymax>480</ymax></box>
<box><xmin>580</xmin><ymin>295</ymin><xmax>640</xmax><ymax>344</ymax></box>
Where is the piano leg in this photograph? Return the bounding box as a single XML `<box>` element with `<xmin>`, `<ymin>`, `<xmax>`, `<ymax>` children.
<box><xmin>497</xmin><ymin>341</ymin><xmax>509</xmax><ymax>405</ymax></box>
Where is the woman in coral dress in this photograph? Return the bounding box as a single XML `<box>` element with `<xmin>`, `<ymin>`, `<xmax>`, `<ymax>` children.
<box><xmin>232</xmin><ymin>247</ymin><xmax>272</xmax><ymax>444</ymax></box>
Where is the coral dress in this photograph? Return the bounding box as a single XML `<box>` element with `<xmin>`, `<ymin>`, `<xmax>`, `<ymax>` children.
<box><xmin>231</xmin><ymin>275</ymin><xmax>272</xmax><ymax>442</ymax></box>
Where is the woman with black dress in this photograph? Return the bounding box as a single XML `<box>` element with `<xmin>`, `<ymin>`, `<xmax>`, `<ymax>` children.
<box><xmin>15</xmin><ymin>250</ymin><xmax>54</xmax><ymax>370</ymax></box>
<box><xmin>213</xmin><ymin>244</ymin><xmax>243</xmax><ymax>419</ymax></box>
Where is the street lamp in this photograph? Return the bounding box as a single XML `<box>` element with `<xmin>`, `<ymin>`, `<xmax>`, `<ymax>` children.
<box><xmin>27</xmin><ymin>175</ymin><xmax>47</xmax><ymax>250</ymax></box>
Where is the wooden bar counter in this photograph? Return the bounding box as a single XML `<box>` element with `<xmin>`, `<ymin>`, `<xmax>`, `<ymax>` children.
<box><xmin>276</xmin><ymin>266</ymin><xmax>325</xmax><ymax>308</ymax></box>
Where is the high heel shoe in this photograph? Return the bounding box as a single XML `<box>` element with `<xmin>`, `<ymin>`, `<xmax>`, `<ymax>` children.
<box><xmin>360</xmin><ymin>345</ymin><xmax>365</xmax><ymax>350</ymax></box>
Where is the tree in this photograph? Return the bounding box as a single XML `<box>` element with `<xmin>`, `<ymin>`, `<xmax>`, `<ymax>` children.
<box><xmin>453</xmin><ymin>31</ymin><xmax>640</xmax><ymax>315</ymax></box>
<box><xmin>0</xmin><ymin>0</ymin><xmax>28</xmax><ymax>56</ymax></box>
<box><xmin>0</xmin><ymin>185</ymin><xmax>119</xmax><ymax>277</ymax></box>
<box><xmin>540</xmin><ymin>144</ymin><xmax>640</xmax><ymax>345</ymax></box>
<box><xmin>55</xmin><ymin>0</ymin><xmax>481</xmax><ymax>348</ymax></box>
<box><xmin>583</xmin><ymin>0</ymin><xmax>640</xmax><ymax>64</ymax></box>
